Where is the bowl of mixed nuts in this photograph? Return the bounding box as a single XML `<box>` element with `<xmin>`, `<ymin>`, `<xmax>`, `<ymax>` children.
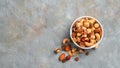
<box><xmin>70</xmin><ymin>16</ymin><xmax>103</xmax><ymax>49</ymax></box>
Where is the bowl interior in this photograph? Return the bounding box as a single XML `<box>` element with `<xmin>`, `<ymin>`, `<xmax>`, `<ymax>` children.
<box><xmin>70</xmin><ymin>16</ymin><xmax>104</xmax><ymax>49</ymax></box>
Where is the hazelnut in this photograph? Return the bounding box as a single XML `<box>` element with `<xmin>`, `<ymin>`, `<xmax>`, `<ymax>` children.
<box><xmin>65</xmin><ymin>45</ymin><xmax>71</xmax><ymax>52</ymax></box>
<box><xmin>54</xmin><ymin>48</ymin><xmax>60</xmax><ymax>53</ymax></box>
<box><xmin>76</xmin><ymin>22</ymin><xmax>82</xmax><ymax>28</ymax></box>
<box><xmin>94</xmin><ymin>23</ymin><xmax>99</xmax><ymax>28</ymax></box>
<box><xmin>74</xmin><ymin>57</ymin><xmax>79</xmax><ymax>61</ymax></box>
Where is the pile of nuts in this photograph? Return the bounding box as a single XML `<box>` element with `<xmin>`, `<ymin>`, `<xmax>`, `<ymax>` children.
<box><xmin>54</xmin><ymin>38</ymin><xmax>98</xmax><ymax>63</ymax></box>
<box><xmin>72</xmin><ymin>17</ymin><xmax>102</xmax><ymax>47</ymax></box>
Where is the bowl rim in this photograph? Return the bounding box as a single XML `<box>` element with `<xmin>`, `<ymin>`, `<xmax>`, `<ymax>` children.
<box><xmin>70</xmin><ymin>16</ymin><xmax>104</xmax><ymax>49</ymax></box>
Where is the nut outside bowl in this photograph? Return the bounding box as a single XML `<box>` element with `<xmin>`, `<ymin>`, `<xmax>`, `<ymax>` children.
<box><xmin>70</xmin><ymin>16</ymin><xmax>104</xmax><ymax>49</ymax></box>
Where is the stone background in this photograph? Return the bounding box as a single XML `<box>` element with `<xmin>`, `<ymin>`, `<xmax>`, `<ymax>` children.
<box><xmin>0</xmin><ymin>0</ymin><xmax>120</xmax><ymax>68</ymax></box>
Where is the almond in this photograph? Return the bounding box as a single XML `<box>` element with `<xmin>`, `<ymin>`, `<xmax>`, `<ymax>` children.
<box><xmin>59</xmin><ymin>53</ymin><xmax>65</xmax><ymax>61</ymax></box>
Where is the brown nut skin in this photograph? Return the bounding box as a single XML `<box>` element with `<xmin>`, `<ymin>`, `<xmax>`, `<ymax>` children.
<box><xmin>59</xmin><ymin>53</ymin><xmax>65</xmax><ymax>61</ymax></box>
<box><xmin>65</xmin><ymin>55</ymin><xmax>71</xmax><ymax>60</ymax></box>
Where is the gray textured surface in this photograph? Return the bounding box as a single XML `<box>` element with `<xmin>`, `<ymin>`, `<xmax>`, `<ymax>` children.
<box><xmin>0</xmin><ymin>0</ymin><xmax>120</xmax><ymax>68</ymax></box>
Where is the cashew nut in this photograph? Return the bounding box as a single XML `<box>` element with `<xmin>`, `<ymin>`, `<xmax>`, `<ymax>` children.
<box><xmin>63</xmin><ymin>38</ymin><xmax>70</xmax><ymax>44</ymax></box>
<box><xmin>95</xmin><ymin>33</ymin><xmax>100</xmax><ymax>41</ymax></box>
<box><xmin>94</xmin><ymin>23</ymin><xmax>99</xmax><ymax>28</ymax></box>
<box><xmin>85</xmin><ymin>39</ymin><xmax>96</xmax><ymax>47</ymax></box>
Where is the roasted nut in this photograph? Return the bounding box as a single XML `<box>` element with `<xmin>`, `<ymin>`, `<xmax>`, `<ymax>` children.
<box><xmin>94</xmin><ymin>23</ymin><xmax>99</xmax><ymax>28</ymax></box>
<box><xmin>54</xmin><ymin>48</ymin><xmax>60</xmax><ymax>53</ymax></box>
<box><xmin>85</xmin><ymin>52</ymin><xmax>89</xmax><ymax>56</ymax></box>
<box><xmin>79</xmin><ymin>42</ymin><xmax>85</xmax><ymax>47</ymax></box>
<box><xmin>91</xmin><ymin>34</ymin><xmax>95</xmax><ymax>39</ymax></box>
<box><xmin>74</xmin><ymin>57</ymin><xmax>79</xmax><ymax>61</ymax></box>
<box><xmin>89</xmin><ymin>19</ymin><xmax>95</xmax><ymax>24</ymax></box>
<box><xmin>87</xmin><ymin>28</ymin><xmax>92</xmax><ymax>34</ymax></box>
<box><xmin>72</xmin><ymin>37</ymin><xmax>77</xmax><ymax>42</ymax></box>
<box><xmin>59</xmin><ymin>53</ymin><xmax>65</xmax><ymax>61</ymax></box>
<box><xmin>76</xmin><ymin>22</ymin><xmax>82</xmax><ymax>28</ymax></box>
<box><xmin>95</xmin><ymin>33</ymin><xmax>100</xmax><ymax>41</ymax></box>
<box><xmin>65</xmin><ymin>55</ymin><xmax>71</xmax><ymax>60</ymax></box>
<box><xmin>61</xmin><ymin>45</ymin><xmax>66</xmax><ymax>51</ymax></box>
<box><xmin>82</xmin><ymin>26</ymin><xmax>87</xmax><ymax>30</ymax></box>
<box><xmin>65</xmin><ymin>45</ymin><xmax>71</xmax><ymax>52</ymax></box>
<box><xmin>62</xmin><ymin>38</ymin><xmax>70</xmax><ymax>44</ymax></box>
<box><xmin>85</xmin><ymin>39</ymin><xmax>96</xmax><ymax>47</ymax></box>
<box><xmin>84</xmin><ymin>22</ymin><xmax>90</xmax><ymax>28</ymax></box>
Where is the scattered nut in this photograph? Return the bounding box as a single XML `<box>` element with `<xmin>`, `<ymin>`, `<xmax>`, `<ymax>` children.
<box><xmin>65</xmin><ymin>55</ymin><xmax>71</xmax><ymax>60</ymax></box>
<box><xmin>74</xmin><ymin>57</ymin><xmax>79</xmax><ymax>61</ymax></box>
<box><xmin>85</xmin><ymin>52</ymin><xmax>89</xmax><ymax>56</ymax></box>
<box><xmin>54</xmin><ymin>48</ymin><xmax>60</xmax><ymax>53</ymax></box>
<box><xmin>59</xmin><ymin>53</ymin><xmax>65</xmax><ymax>61</ymax></box>
<box><xmin>63</xmin><ymin>38</ymin><xmax>70</xmax><ymax>44</ymax></box>
<box><xmin>94</xmin><ymin>23</ymin><xmax>99</xmax><ymax>28</ymax></box>
<box><xmin>65</xmin><ymin>45</ymin><xmax>71</xmax><ymax>52</ymax></box>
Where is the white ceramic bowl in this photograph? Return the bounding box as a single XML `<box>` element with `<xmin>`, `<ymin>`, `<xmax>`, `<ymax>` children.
<box><xmin>70</xmin><ymin>16</ymin><xmax>104</xmax><ymax>49</ymax></box>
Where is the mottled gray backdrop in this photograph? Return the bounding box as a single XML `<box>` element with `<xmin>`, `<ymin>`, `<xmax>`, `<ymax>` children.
<box><xmin>0</xmin><ymin>0</ymin><xmax>120</xmax><ymax>68</ymax></box>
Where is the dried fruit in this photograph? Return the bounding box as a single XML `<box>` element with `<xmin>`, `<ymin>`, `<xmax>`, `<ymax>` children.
<box><xmin>65</xmin><ymin>55</ymin><xmax>71</xmax><ymax>60</ymax></box>
<box><xmin>54</xmin><ymin>48</ymin><xmax>60</xmax><ymax>54</ymax></box>
<box><xmin>59</xmin><ymin>53</ymin><xmax>65</xmax><ymax>61</ymax></box>
<box><xmin>74</xmin><ymin>57</ymin><xmax>79</xmax><ymax>61</ymax></box>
